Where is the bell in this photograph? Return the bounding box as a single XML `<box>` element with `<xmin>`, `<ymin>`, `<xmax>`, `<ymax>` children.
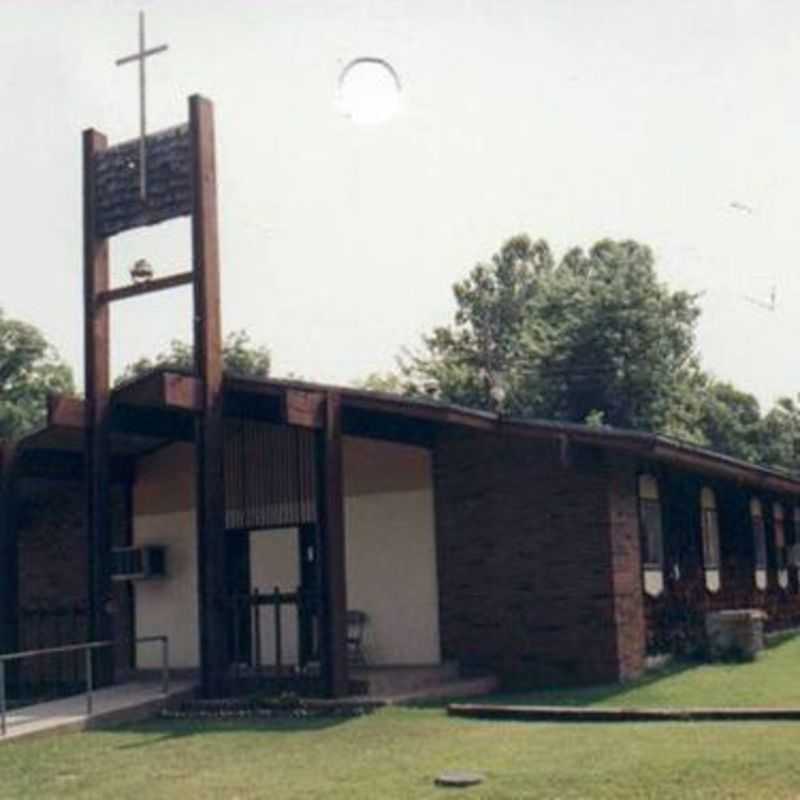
<box><xmin>130</xmin><ymin>258</ymin><xmax>154</xmax><ymax>284</ymax></box>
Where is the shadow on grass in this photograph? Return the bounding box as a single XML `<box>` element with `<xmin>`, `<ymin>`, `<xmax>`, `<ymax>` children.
<box><xmin>438</xmin><ymin>631</ymin><xmax>800</xmax><ymax>709</ymax></box>
<box><xmin>95</xmin><ymin>713</ymin><xmax>361</xmax><ymax>749</ymax></box>
<box><xmin>765</xmin><ymin>630</ymin><xmax>799</xmax><ymax>651</ymax></box>
<box><xmin>407</xmin><ymin>660</ymin><xmax>703</xmax><ymax>710</ymax></box>
<box><xmin>478</xmin><ymin>660</ymin><xmax>700</xmax><ymax>707</ymax></box>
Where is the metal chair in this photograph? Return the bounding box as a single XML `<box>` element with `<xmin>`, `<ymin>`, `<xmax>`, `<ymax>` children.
<box><xmin>346</xmin><ymin>609</ymin><xmax>369</xmax><ymax>665</ymax></box>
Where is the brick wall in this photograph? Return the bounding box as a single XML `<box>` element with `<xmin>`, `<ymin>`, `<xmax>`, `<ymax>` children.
<box><xmin>16</xmin><ymin>479</ymin><xmax>133</xmax><ymax>676</ymax></box>
<box><xmin>606</xmin><ymin>455</ymin><xmax>647</xmax><ymax>679</ymax></box>
<box><xmin>434</xmin><ymin>430</ymin><xmax>646</xmax><ymax>689</ymax></box>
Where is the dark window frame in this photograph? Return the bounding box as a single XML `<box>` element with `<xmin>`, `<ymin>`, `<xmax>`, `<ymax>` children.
<box><xmin>700</xmin><ymin>488</ymin><xmax>721</xmax><ymax>572</ymax></box>
<box><xmin>638</xmin><ymin>475</ymin><xmax>664</xmax><ymax>570</ymax></box>
<box><xmin>751</xmin><ymin>499</ymin><xmax>767</xmax><ymax>576</ymax></box>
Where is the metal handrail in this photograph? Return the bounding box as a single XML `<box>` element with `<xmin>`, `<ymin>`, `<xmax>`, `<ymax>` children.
<box><xmin>0</xmin><ymin>640</ymin><xmax>113</xmax><ymax>664</ymax></box>
<box><xmin>0</xmin><ymin>635</ymin><xmax>170</xmax><ymax>737</ymax></box>
<box><xmin>136</xmin><ymin>635</ymin><xmax>170</xmax><ymax>695</ymax></box>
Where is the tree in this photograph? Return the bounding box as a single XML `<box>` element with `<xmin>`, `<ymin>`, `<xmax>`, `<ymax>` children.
<box><xmin>533</xmin><ymin>240</ymin><xmax>701</xmax><ymax>431</ymax></box>
<box><xmin>357</xmin><ymin>371</ymin><xmax>407</xmax><ymax>395</ymax></box>
<box><xmin>401</xmin><ymin>235</ymin><xmax>554</xmax><ymax>410</ymax></box>
<box><xmin>0</xmin><ymin>308</ymin><xmax>74</xmax><ymax>438</ymax></box>
<box><xmin>696</xmin><ymin>381</ymin><xmax>763</xmax><ymax>463</ymax></box>
<box><xmin>402</xmin><ymin>235</ymin><xmax>702</xmax><ymax>432</ymax></box>
<box><xmin>117</xmin><ymin>330</ymin><xmax>271</xmax><ymax>384</ymax></box>
<box><xmin>759</xmin><ymin>395</ymin><xmax>800</xmax><ymax>474</ymax></box>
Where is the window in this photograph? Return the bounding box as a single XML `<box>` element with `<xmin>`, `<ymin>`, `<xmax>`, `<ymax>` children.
<box><xmin>774</xmin><ymin>503</ymin><xmax>788</xmax><ymax>589</ymax></box>
<box><xmin>638</xmin><ymin>474</ymin><xmax>664</xmax><ymax>597</ymax></box>
<box><xmin>751</xmin><ymin>498</ymin><xmax>767</xmax><ymax>590</ymax></box>
<box><xmin>700</xmin><ymin>488</ymin><xmax>721</xmax><ymax>592</ymax></box>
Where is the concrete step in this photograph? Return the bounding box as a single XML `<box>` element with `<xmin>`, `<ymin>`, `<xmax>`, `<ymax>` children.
<box><xmin>353</xmin><ymin>674</ymin><xmax>499</xmax><ymax>705</ymax></box>
<box><xmin>350</xmin><ymin>661</ymin><xmax>461</xmax><ymax>696</ymax></box>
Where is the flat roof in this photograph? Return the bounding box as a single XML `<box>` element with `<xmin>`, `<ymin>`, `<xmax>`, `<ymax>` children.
<box><xmin>11</xmin><ymin>367</ymin><xmax>800</xmax><ymax>496</ymax></box>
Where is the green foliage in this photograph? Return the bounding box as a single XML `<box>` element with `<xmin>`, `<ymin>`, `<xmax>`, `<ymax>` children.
<box><xmin>356</xmin><ymin>371</ymin><xmax>407</xmax><ymax>395</ymax></box>
<box><xmin>759</xmin><ymin>394</ymin><xmax>800</xmax><ymax>474</ymax></box>
<box><xmin>401</xmin><ymin>235</ymin><xmax>553</xmax><ymax>410</ymax></box>
<box><xmin>0</xmin><ymin>308</ymin><xmax>74</xmax><ymax>439</ymax></box>
<box><xmin>530</xmin><ymin>239</ymin><xmax>701</xmax><ymax>430</ymax></box>
<box><xmin>402</xmin><ymin>235</ymin><xmax>701</xmax><ymax>432</ymax></box>
<box><xmin>387</xmin><ymin>232</ymin><xmax>800</xmax><ymax>472</ymax></box>
<box><xmin>696</xmin><ymin>381</ymin><xmax>763</xmax><ymax>463</ymax></box>
<box><xmin>117</xmin><ymin>330</ymin><xmax>271</xmax><ymax>385</ymax></box>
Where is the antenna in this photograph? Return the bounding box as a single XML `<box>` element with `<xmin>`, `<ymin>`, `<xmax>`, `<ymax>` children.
<box><xmin>742</xmin><ymin>285</ymin><xmax>777</xmax><ymax>312</ymax></box>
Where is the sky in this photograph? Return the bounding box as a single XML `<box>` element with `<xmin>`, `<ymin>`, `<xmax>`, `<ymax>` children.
<box><xmin>1</xmin><ymin>0</ymin><xmax>799</xmax><ymax>409</ymax></box>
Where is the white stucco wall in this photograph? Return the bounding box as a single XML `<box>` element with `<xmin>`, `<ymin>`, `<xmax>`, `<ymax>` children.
<box><xmin>132</xmin><ymin>444</ymin><xmax>199</xmax><ymax>670</ymax></box>
<box><xmin>343</xmin><ymin>436</ymin><xmax>441</xmax><ymax>665</ymax></box>
<box><xmin>250</xmin><ymin>528</ymin><xmax>300</xmax><ymax>667</ymax></box>
<box><xmin>131</xmin><ymin>436</ymin><xmax>441</xmax><ymax>669</ymax></box>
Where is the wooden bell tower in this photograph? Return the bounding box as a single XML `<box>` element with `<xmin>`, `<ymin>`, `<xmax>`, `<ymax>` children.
<box><xmin>83</xmin><ymin>94</ymin><xmax>227</xmax><ymax>694</ymax></box>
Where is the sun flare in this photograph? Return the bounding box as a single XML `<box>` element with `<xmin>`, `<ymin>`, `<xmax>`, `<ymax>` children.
<box><xmin>337</xmin><ymin>58</ymin><xmax>402</xmax><ymax>125</ymax></box>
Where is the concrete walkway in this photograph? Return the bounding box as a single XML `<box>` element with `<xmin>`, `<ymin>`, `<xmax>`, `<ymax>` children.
<box><xmin>1</xmin><ymin>680</ymin><xmax>196</xmax><ymax>743</ymax></box>
<box><xmin>448</xmin><ymin>703</ymin><xmax>800</xmax><ymax>723</ymax></box>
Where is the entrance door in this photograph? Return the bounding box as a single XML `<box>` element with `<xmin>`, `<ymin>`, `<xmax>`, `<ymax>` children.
<box><xmin>250</xmin><ymin>527</ymin><xmax>301</xmax><ymax>667</ymax></box>
<box><xmin>226</xmin><ymin>526</ymin><xmax>321</xmax><ymax>670</ymax></box>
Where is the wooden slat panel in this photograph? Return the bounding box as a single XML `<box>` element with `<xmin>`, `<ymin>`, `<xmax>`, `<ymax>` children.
<box><xmin>94</xmin><ymin>124</ymin><xmax>191</xmax><ymax>238</ymax></box>
<box><xmin>223</xmin><ymin>420</ymin><xmax>317</xmax><ymax>530</ymax></box>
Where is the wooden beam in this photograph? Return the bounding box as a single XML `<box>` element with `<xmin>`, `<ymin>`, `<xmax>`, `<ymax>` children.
<box><xmin>115</xmin><ymin>371</ymin><xmax>202</xmax><ymax>413</ymax></box>
<box><xmin>47</xmin><ymin>394</ymin><xmax>85</xmax><ymax>429</ymax></box>
<box><xmin>96</xmin><ymin>271</ymin><xmax>193</xmax><ymax>305</ymax></box>
<box><xmin>164</xmin><ymin>373</ymin><xmax>203</xmax><ymax>411</ymax></box>
<box><xmin>284</xmin><ymin>390</ymin><xmax>325</xmax><ymax>430</ymax></box>
<box><xmin>190</xmin><ymin>95</ymin><xmax>228</xmax><ymax>697</ymax></box>
<box><xmin>84</xmin><ymin>128</ymin><xmax>114</xmax><ymax>686</ymax></box>
<box><xmin>319</xmin><ymin>391</ymin><xmax>349</xmax><ymax>697</ymax></box>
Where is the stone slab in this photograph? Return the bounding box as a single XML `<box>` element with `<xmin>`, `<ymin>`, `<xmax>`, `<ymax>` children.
<box><xmin>448</xmin><ymin>703</ymin><xmax>800</xmax><ymax>723</ymax></box>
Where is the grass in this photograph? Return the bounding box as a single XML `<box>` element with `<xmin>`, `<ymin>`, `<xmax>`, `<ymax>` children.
<box><xmin>477</xmin><ymin>632</ymin><xmax>800</xmax><ymax>709</ymax></box>
<box><xmin>3</xmin><ymin>636</ymin><xmax>800</xmax><ymax>798</ymax></box>
<box><xmin>4</xmin><ymin>709</ymin><xmax>800</xmax><ymax>799</ymax></box>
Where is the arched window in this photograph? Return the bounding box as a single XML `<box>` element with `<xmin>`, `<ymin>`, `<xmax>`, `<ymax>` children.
<box><xmin>638</xmin><ymin>474</ymin><xmax>664</xmax><ymax>597</ymax></box>
<box><xmin>751</xmin><ymin>498</ymin><xmax>767</xmax><ymax>590</ymax></box>
<box><xmin>774</xmin><ymin>503</ymin><xmax>788</xmax><ymax>589</ymax></box>
<box><xmin>700</xmin><ymin>488</ymin><xmax>721</xmax><ymax>592</ymax></box>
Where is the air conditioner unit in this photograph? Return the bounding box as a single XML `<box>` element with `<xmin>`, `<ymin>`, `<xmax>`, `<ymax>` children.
<box><xmin>788</xmin><ymin>544</ymin><xmax>800</xmax><ymax>568</ymax></box>
<box><xmin>111</xmin><ymin>546</ymin><xmax>167</xmax><ymax>581</ymax></box>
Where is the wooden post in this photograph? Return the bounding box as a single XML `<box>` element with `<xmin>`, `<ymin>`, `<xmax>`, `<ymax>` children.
<box><xmin>253</xmin><ymin>588</ymin><xmax>262</xmax><ymax>670</ymax></box>
<box><xmin>190</xmin><ymin>95</ymin><xmax>228</xmax><ymax>697</ymax></box>
<box><xmin>273</xmin><ymin>586</ymin><xmax>282</xmax><ymax>677</ymax></box>
<box><xmin>0</xmin><ymin>444</ymin><xmax>18</xmax><ymax>661</ymax></box>
<box><xmin>318</xmin><ymin>392</ymin><xmax>349</xmax><ymax>697</ymax></box>
<box><xmin>83</xmin><ymin>128</ymin><xmax>114</xmax><ymax>687</ymax></box>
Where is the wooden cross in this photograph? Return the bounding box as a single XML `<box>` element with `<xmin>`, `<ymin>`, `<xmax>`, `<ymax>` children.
<box><xmin>115</xmin><ymin>11</ymin><xmax>168</xmax><ymax>200</ymax></box>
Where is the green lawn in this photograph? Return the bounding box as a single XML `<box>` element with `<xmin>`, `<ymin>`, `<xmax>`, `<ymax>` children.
<box><xmin>478</xmin><ymin>632</ymin><xmax>800</xmax><ymax>709</ymax></box>
<box><xmin>3</xmin><ymin>709</ymin><xmax>800</xmax><ymax>799</ymax></box>
<box><xmin>3</xmin><ymin>637</ymin><xmax>800</xmax><ymax>799</ymax></box>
